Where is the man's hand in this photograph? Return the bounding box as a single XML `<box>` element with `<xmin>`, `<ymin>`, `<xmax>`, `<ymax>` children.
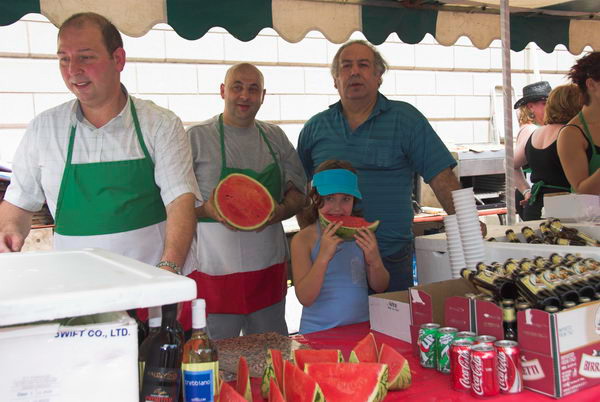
<box><xmin>0</xmin><ymin>201</ymin><xmax>34</xmax><ymax>253</ymax></box>
<box><xmin>195</xmin><ymin>190</ymin><xmax>238</xmax><ymax>231</ymax></box>
<box><xmin>0</xmin><ymin>232</ymin><xmax>25</xmax><ymax>253</ymax></box>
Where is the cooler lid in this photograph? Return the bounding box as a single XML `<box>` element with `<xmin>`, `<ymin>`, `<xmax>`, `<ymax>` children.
<box><xmin>0</xmin><ymin>248</ymin><xmax>197</xmax><ymax>327</ymax></box>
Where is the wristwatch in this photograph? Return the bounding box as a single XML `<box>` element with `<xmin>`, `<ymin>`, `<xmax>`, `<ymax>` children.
<box><xmin>156</xmin><ymin>260</ymin><xmax>182</xmax><ymax>275</ymax></box>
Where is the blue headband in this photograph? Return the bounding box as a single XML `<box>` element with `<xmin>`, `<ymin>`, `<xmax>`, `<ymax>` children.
<box><xmin>312</xmin><ymin>169</ymin><xmax>362</xmax><ymax>199</ymax></box>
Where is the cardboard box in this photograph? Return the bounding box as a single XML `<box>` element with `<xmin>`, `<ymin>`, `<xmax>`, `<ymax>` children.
<box><xmin>369</xmin><ymin>291</ymin><xmax>411</xmax><ymax>342</ymax></box>
<box><xmin>519</xmin><ymin>302</ymin><xmax>600</xmax><ymax>397</ymax></box>
<box><xmin>0</xmin><ymin>312</ymin><xmax>137</xmax><ymax>401</ymax></box>
<box><xmin>544</xmin><ymin>193</ymin><xmax>600</xmax><ymax>222</ymax></box>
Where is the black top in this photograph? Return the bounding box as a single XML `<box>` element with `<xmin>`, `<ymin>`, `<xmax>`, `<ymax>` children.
<box><xmin>563</xmin><ymin>124</ymin><xmax>600</xmax><ymax>161</ymax></box>
<box><xmin>525</xmin><ymin>130</ymin><xmax>570</xmax><ymax>191</ymax></box>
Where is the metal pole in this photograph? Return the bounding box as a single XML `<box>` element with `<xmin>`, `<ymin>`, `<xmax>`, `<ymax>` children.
<box><xmin>501</xmin><ymin>0</ymin><xmax>515</xmax><ymax>225</ymax></box>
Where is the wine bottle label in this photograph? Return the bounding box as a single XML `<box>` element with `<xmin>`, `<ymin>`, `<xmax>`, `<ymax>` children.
<box><xmin>182</xmin><ymin>362</ymin><xmax>219</xmax><ymax>402</ymax></box>
<box><xmin>141</xmin><ymin>366</ymin><xmax>181</xmax><ymax>402</ymax></box>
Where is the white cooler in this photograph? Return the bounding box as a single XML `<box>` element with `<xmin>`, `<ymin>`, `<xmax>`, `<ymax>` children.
<box><xmin>0</xmin><ymin>248</ymin><xmax>197</xmax><ymax>402</ymax></box>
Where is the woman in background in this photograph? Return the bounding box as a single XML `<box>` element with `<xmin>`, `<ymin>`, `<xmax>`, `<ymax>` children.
<box><xmin>558</xmin><ymin>52</ymin><xmax>600</xmax><ymax>195</ymax></box>
<box><xmin>514</xmin><ymin>84</ymin><xmax>582</xmax><ymax>220</ymax></box>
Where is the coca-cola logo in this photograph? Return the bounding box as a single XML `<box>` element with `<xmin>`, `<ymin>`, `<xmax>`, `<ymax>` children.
<box><xmin>471</xmin><ymin>355</ymin><xmax>484</xmax><ymax>395</ymax></box>
<box><xmin>497</xmin><ymin>351</ymin><xmax>509</xmax><ymax>391</ymax></box>
<box><xmin>458</xmin><ymin>350</ymin><xmax>471</xmax><ymax>388</ymax></box>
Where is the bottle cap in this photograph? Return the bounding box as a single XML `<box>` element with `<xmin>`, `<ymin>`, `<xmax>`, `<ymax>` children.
<box><xmin>148</xmin><ymin>306</ymin><xmax>162</xmax><ymax>328</ymax></box>
<box><xmin>192</xmin><ymin>298</ymin><xmax>207</xmax><ymax>329</ymax></box>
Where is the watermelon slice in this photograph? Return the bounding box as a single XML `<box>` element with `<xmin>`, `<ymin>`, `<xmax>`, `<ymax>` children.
<box><xmin>269</xmin><ymin>378</ymin><xmax>285</xmax><ymax>402</ymax></box>
<box><xmin>349</xmin><ymin>332</ymin><xmax>378</xmax><ymax>363</ymax></box>
<box><xmin>261</xmin><ymin>349</ymin><xmax>284</xmax><ymax>398</ymax></box>
<box><xmin>283</xmin><ymin>360</ymin><xmax>324</xmax><ymax>402</ymax></box>
<box><xmin>319</xmin><ymin>213</ymin><xmax>380</xmax><ymax>241</ymax></box>
<box><xmin>293</xmin><ymin>349</ymin><xmax>344</xmax><ymax>370</ymax></box>
<box><xmin>378</xmin><ymin>343</ymin><xmax>411</xmax><ymax>390</ymax></box>
<box><xmin>215</xmin><ymin>173</ymin><xmax>275</xmax><ymax>231</ymax></box>
<box><xmin>305</xmin><ymin>362</ymin><xmax>388</xmax><ymax>402</ymax></box>
<box><xmin>218</xmin><ymin>381</ymin><xmax>246</xmax><ymax>402</ymax></box>
<box><xmin>236</xmin><ymin>356</ymin><xmax>252</xmax><ymax>401</ymax></box>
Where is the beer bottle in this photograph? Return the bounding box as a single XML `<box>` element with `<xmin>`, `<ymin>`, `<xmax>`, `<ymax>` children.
<box><xmin>487</xmin><ymin>237</ymin><xmax>498</xmax><ymax>242</ymax></box>
<box><xmin>545</xmin><ymin>305</ymin><xmax>559</xmax><ymax>313</ymax></box>
<box><xmin>533</xmin><ymin>256</ymin><xmax>548</xmax><ymax>269</ymax></box>
<box><xmin>533</xmin><ymin>268</ymin><xmax>580</xmax><ymax>305</ymax></box>
<box><xmin>460</xmin><ymin>268</ymin><xmax>519</xmax><ymax>300</ymax></box>
<box><xmin>579</xmin><ymin>296</ymin><xmax>592</xmax><ymax>304</ymax></box>
<box><xmin>503</xmin><ymin>259</ymin><xmax>521</xmax><ymax>278</ymax></box>
<box><xmin>501</xmin><ymin>299</ymin><xmax>518</xmax><ymax>341</ymax></box>
<box><xmin>505</xmin><ymin>229</ymin><xmax>521</xmax><ymax>243</ymax></box>
<box><xmin>182</xmin><ymin>299</ymin><xmax>219</xmax><ymax>402</ymax></box>
<box><xmin>521</xmin><ymin>226</ymin><xmax>543</xmax><ymax>244</ymax></box>
<box><xmin>562</xmin><ymin>301</ymin><xmax>577</xmax><ymax>310</ymax></box>
<box><xmin>516</xmin><ymin>302</ymin><xmax>531</xmax><ymax>311</ymax></box>
<box><xmin>519</xmin><ymin>258</ymin><xmax>535</xmax><ymax>273</ymax></box>
<box><xmin>550</xmin><ymin>219</ymin><xmax>598</xmax><ymax>246</ymax></box>
<box><xmin>140</xmin><ymin>304</ymin><xmax>183</xmax><ymax>401</ymax></box>
<box><xmin>539</xmin><ymin>223</ymin><xmax>556</xmax><ymax>244</ymax></box>
<box><xmin>514</xmin><ymin>272</ymin><xmax>561</xmax><ymax>310</ymax></box>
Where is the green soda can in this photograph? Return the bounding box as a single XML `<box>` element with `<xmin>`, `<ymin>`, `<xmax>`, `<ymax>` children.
<box><xmin>436</xmin><ymin>327</ymin><xmax>458</xmax><ymax>373</ymax></box>
<box><xmin>418</xmin><ymin>323</ymin><xmax>440</xmax><ymax>368</ymax></box>
<box><xmin>455</xmin><ymin>331</ymin><xmax>476</xmax><ymax>342</ymax></box>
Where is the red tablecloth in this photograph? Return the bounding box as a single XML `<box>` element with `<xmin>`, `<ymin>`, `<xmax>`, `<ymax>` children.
<box><xmin>246</xmin><ymin>322</ymin><xmax>600</xmax><ymax>401</ymax></box>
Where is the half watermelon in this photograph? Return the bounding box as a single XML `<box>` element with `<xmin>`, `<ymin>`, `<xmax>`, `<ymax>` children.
<box><xmin>319</xmin><ymin>213</ymin><xmax>379</xmax><ymax>241</ymax></box>
<box><xmin>236</xmin><ymin>356</ymin><xmax>252</xmax><ymax>401</ymax></box>
<box><xmin>305</xmin><ymin>362</ymin><xmax>388</xmax><ymax>402</ymax></box>
<box><xmin>215</xmin><ymin>173</ymin><xmax>275</xmax><ymax>231</ymax></box>
<box><xmin>283</xmin><ymin>360</ymin><xmax>324</xmax><ymax>402</ymax></box>
<box><xmin>261</xmin><ymin>349</ymin><xmax>284</xmax><ymax>398</ymax></box>
<box><xmin>378</xmin><ymin>343</ymin><xmax>412</xmax><ymax>390</ymax></box>
<box><xmin>293</xmin><ymin>349</ymin><xmax>344</xmax><ymax>371</ymax></box>
<box><xmin>349</xmin><ymin>332</ymin><xmax>378</xmax><ymax>363</ymax></box>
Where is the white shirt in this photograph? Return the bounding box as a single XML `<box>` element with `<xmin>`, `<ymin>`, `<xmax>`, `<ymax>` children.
<box><xmin>5</xmin><ymin>93</ymin><xmax>201</xmax><ymax>216</ymax></box>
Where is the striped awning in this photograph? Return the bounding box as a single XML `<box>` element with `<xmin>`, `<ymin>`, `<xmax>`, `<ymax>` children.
<box><xmin>1</xmin><ymin>0</ymin><xmax>599</xmax><ymax>54</ymax></box>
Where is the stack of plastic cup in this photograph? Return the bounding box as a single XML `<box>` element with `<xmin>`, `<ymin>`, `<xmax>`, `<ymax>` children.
<box><xmin>451</xmin><ymin>187</ymin><xmax>485</xmax><ymax>267</ymax></box>
<box><xmin>443</xmin><ymin>214</ymin><xmax>466</xmax><ymax>278</ymax></box>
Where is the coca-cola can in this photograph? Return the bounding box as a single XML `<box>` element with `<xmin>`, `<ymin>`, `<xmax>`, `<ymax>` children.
<box><xmin>450</xmin><ymin>338</ymin><xmax>473</xmax><ymax>392</ymax></box>
<box><xmin>470</xmin><ymin>343</ymin><xmax>499</xmax><ymax>397</ymax></box>
<box><xmin>495</xmin><ymin>340</ymin><xmax>523</xmax><ymax>394</ymax></box>
<box><xmin>474</xmin><ymin>335</ymin><xmax>496</xmax><ymax>347</ymax></box>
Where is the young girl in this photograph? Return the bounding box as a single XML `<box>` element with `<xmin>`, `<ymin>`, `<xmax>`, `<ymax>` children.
<box><xmin>291</xmin><ymin>160</ymin><xmax>389</xmax><ymax>334</ymax></box>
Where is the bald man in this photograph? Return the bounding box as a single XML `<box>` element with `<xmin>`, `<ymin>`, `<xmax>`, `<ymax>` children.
<box><xmin>188</xmin><ymin>63</ymin><xmax>307</xmax><ymax>339</ymax></box>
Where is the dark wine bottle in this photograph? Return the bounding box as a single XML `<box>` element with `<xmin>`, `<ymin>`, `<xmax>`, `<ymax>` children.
<box><xmin>140</xmin><ymin>304</ymin><xmax>183</xmax><ymax>402</ymax></box>
<box><xmin>139</xmin><ymin>306</ymin><xmax>162</xmax><ymax>390</ymax></box>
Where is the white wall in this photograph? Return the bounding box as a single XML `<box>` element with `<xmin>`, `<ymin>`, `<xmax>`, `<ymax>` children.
<box><xmin>0</xmin><ymin>14</ymin><xmax>584</xmax><ymax>163</ymax></box>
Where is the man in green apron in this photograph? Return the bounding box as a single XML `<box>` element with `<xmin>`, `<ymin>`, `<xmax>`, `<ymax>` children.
<box><xmin>0</xmin><ymin>13</ymin><xmax>200</xmax><ymax>278</ymax></box>
<box><xmin>188</xmin><ymin>63</ymin><xmax>307</xmax><ymax>339</ymax></box>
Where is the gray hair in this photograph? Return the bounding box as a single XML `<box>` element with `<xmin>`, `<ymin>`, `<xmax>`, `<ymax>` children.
<box><xmin>330</xmin><ymin>40</ymin><xmax>388</xmax><ymax>79</ymax></box>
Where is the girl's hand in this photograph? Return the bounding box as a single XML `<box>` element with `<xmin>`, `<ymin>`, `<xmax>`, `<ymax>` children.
<box><xmin>354</xmin><ymin>228</ymin><xmax>381</xmax><ymax>266</ymax></box>
<box><xmin>316</xmin><ymin>221</ymin><xmax>343</xmax><ymax>263</ymax></box>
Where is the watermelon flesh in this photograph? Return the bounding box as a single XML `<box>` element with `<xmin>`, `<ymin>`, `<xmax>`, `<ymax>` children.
<box><xmin>218</xmin><ymin>381</ymin><xmax>246</xmax><ymax>402</ymax></box>
<box><xmin>283</xmin><ymin>360</ymin><xmax>324</xmax><ymax>402</ymax></box>
<box><xmin>349</xmin><ymin>332</ymin><xmax>378</xmax><ymax>363</ymax></box>
<box><xmin>305</xmin><ymin>362</ymin><xmax>388</xmax><ymax>402</ymax></box>
<box><xmin>215</xmin><ymin>173</ymin><xmax>275</xmax><ymax>230</ymax></box>
<box><xmin>378</xmin><ymin>343</ymin><xmax>412</xmax><ymax>390</ymax></box>
<box><xmin>261</xmin><ymin>349</ymin><xmax>284</xmax><ymax>398</ymax></box>
<box><xmin>293</xmin><ymin>349</ymin><xmax>344</xmax><ymax>371</ymax></box>
<box><xmin>319</xmin><ymin>213</ymin><xmax>379</xmax><ymax>241</ymax></box>
<box><xmin>236</xmin><ymin>356</ymin><xmax>253</xmax><ymax>401</ymax></box>
<box><xmin>269</xmin><ymin>378</ymin><xmax>285</xmax><ymax>402</ymax></box>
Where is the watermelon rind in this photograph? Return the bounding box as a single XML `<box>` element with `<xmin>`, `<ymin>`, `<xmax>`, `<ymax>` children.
<box><xmin>293</xmin><ymin>349</ymin><xmax>344</xmax><ymax>370</ymax></box>
<box><xmin>261</xmin><ymin>349</ymin><xmax>283</xmax><ymax>398</ymax></box>
<box><xmin>378</xmin><ymin>343</ymin><xmax>412</xmax><ymax>390</ymax></box>
<box><xmin>284</xmin><ymin>360</ymin><xmax>325</xmax><ymax>402</ymax></box>
<box><xmin>218</xmin><ymin>381</ymin><xmax>247</xmax><ymax>402</ymax></box>
<box><xmin>319</xmin><ymin>213</ymin><xmax>380</xmax><ymax>241</ymax></box>
<box><xmin>236</xmin><ymin>356</ymin><xmax>253</xmax><ymax>402</ymax></box>
<box><xmin>215</xmin><ymin>173</ymin><xmax>275</xmax><ymax>231</ymax></box>
<box><xmin>349</xmin><ymin>332</ymin><xmax>378</xmax><ymax>363</ymax></box>
<box><xmin>305</xmin><ymin>362</ymin><xmax>388</xmax><ymax>402</ymax></box>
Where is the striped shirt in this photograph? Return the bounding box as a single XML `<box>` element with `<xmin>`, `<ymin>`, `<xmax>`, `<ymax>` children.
<box><xmin>297</xmin><ymin>93</ymin><xmax>456</xmax><ymax>256</ymax></box>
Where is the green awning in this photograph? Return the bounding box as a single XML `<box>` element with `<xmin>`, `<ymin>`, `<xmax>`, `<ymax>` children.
<box><xmin>1</xmin><ymin>0</ymin><xmax>598</xmax><ymax>54</ymax></box>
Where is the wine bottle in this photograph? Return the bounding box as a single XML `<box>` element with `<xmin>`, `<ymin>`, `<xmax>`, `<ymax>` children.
<box><xmin>182</xmin><ymin>299</ymin><xmax>219</xmax><ymax>402</ymax></box>
<box><xmin>521</xmin><ymin>227</ymin><xmax>543</xmax><ymax>244</ymax></box>
<box><xmin>128</xmin><ymin>309</ymin><xmax>149</xmax><ymax>347</ymax></box>
<box><xmin>140</xmin><ymin>304</ymin><xmax>183</xmax><ymax>402</ymax></box>
<box><xmin>139</xmin><ymin>306</ymin><xmax>162</xmax><ymax>390</ymax></box>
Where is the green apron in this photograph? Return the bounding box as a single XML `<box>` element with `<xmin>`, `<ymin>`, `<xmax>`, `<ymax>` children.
<box><xmin>578</xmin><ymin>111</ymin><xmax>600</xmax><ymax>175</ymax></box>
<box><xmin>54</xmin><ymin>98</ymin><xmax>166</xmax><ymax>236</ymax></box>
<box><xmin>199</xmin><ymin>114</ymin><xmax>282</xmax><ymax>223</ymax></box>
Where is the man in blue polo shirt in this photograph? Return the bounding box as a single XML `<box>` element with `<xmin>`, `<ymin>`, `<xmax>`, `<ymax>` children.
<box><xmin>297</xmin><ymin>40</ymin><xmax>462</xmax><ymax>292</ymax></box>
